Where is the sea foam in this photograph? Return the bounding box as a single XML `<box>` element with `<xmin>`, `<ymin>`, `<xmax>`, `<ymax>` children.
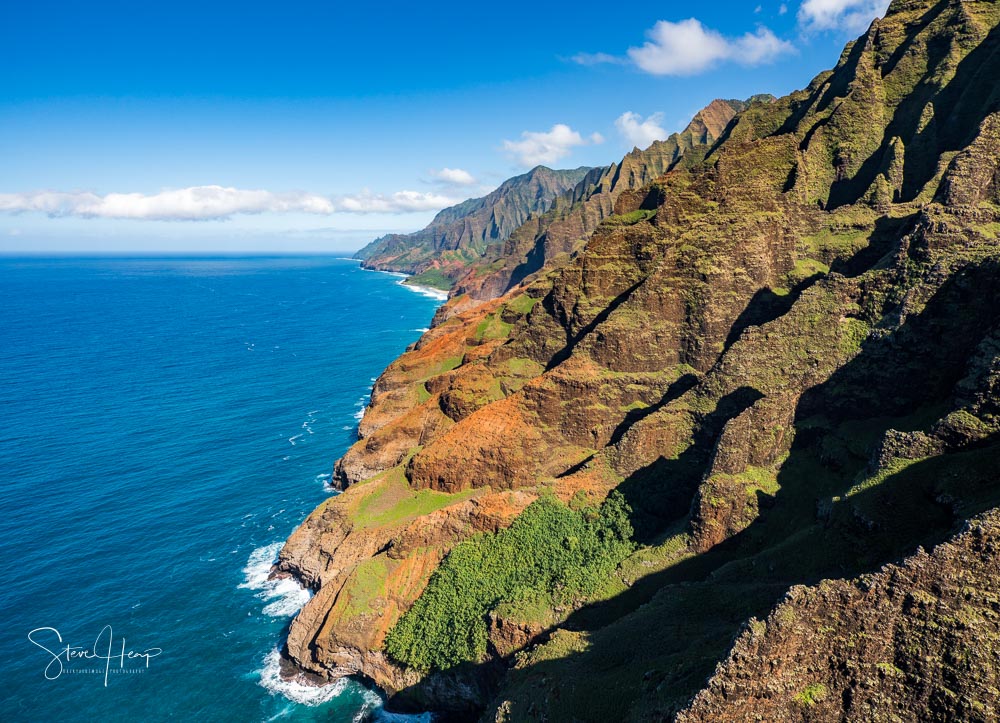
<box><xmin>240</xmin><ymin>542</ymin><xmax>311</xmax><ymax>617</ymax></box>
<box><xmin>396</xmin><ymin>280</ymin><xmax>448</xmax><ymax>301</ymax></box>
<box><xmin>258</xmin><ymin>649</ymin><xmax>364</xmax><ymax>706</ymax></box>
<box><xmin>258</xmin><ymin>649</ymin><xmax>432</xmax><ymax>720</ymax></box>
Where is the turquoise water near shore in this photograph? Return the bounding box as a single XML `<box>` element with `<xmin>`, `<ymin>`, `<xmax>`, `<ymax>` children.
<box><xmin>0</xmin><ymin>257</ymin><xmax>439</xmax><ymax>721</ymax></box>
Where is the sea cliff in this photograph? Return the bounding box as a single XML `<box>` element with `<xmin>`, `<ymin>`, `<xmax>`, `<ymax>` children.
<box><xmin>278</xmin><ymin>0</ymin><xmax>1000</xmax><ymax>719</ymax></box>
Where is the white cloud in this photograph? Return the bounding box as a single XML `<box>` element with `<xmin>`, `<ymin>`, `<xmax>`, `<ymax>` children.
<box><xmin>429</xmin><ymin>167</ymin><xmax>477</xmax><ymax>186</ymax></box>
<box><xmin>798</xmin><ymin>0</ymin><xmax>890</xmax><ymax>33</ymax></box>
<box><xmin>615</xmin><ymin>111</ymin><xmax>670</xmax><ymax>148</ymax></box>
<box><xmin>570</xmin><ymin>52</ymin><xmax>628</xmax><ymax>66</ymax></box>
<box><xmin>502</xmin><ymin>124</ymin><xmax>604</xmax><ymax>167</ymax></box>
<box><xmin>779</xmin><ymin>3</ymin><xmax>789</xmax><ymax>15</ymax></box>
<box><xmin>0</xmin><ymin>187</ymin><xmax>333</xmax><ymax>220</ymax></box>
<box><xmin>0</xmin><ymin>185</ymin><xmax>459</xmax><ymax>221</ymax></box>
<box><xmin>627</xmin><ymin>18</ymin><xmax>795</xmax><ymax>76</ymax></box>
<box><xmin>333</xmin><ymin>190</ymin><xmax>460</xmax><ymax>213</ymax></box>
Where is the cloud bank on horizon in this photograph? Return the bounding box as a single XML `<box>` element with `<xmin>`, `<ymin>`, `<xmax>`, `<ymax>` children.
<box><xmin>0</xmin><ymin>0</ymin><xmax>893</xmax><ymax>237</ymax></box>
<box><xmin>0</xmin><ymin>186</ymin><xmax>463</xmax><ymax>222</ymax></box>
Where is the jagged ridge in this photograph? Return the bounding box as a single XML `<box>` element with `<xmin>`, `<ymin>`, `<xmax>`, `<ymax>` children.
<box><xmin>277</xmin><ymin>1</ymin><xmax>1000</xmax><ymax>720</ymax></box>
<box><xmin>354</xmin><ymin>166</ymin><xmax>592</xmax><ymax>289</ymax></box>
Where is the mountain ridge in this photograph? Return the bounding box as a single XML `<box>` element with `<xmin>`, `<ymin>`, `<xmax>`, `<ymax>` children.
<box><xmin>276</xmin><ymin>1</ymin><xmax>1000</xmax><ymax>720</ymax></box>
<box><xmin>353</xmin><ymin>166</ymin><xmax>593</xmax><ymax>289</ymax></box>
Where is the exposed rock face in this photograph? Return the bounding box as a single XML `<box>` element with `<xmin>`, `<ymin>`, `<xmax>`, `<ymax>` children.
<box><xmin>449</xmin><ymin>98</ymin><xmax>752</xmax><ymax>307</ymax></box>
<box><xmin>279</xmin><ymin>0</ymin><xmax>1000</xmax><ymax>720</ymax></box>
<box><xmin>677</xmin><ymin>511</ymin><xmax>1000</xmax><ymax>723</ymax></box>
<box><xmin>354</xmin><ymin>166</ymin><xmax>592</xmax><ymax>287</ymax></box>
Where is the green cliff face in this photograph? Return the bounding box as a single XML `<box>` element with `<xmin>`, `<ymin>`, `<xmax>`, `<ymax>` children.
<box><xmin>281</xmin><ymin>0</ymin><xmax>1000</xmax><ymax>720</ymax></box>
<box><xmin>451</xmin><ymin>98</ymin><xmax>752</xmax><ymax>304</ymax></box>
<box><xmin>353</xmin><ymin>166</ymin><xmax>593</xmax><ymax>289</ymax></box>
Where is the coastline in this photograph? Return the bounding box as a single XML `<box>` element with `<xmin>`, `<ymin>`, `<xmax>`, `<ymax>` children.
<box><xmin>266</xmin><ymin>260</ymin><xmax>447</xmax><ymax>715</ymax></box>
<box><xmin>357</xmin><ymin>262</ymin><xmax>451</xmax><ymax>302</ymax></box>
<box><xmin>398</xmin><ymin>280</ymin><xmax>449</xmax><ymax>301</ymax></box>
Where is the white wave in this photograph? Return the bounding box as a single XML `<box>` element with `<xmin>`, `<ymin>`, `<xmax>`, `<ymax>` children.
<box><xmin>353</xmin><ymin>408</ymin><xmax>365</xmax><ymax>421</ymax></box>
<box><xmin>239</xmin><ymin>543</ymin><xmax>312</xmax><ymax>618</ymax></box>
<box><xmin>257</xmin><ymin>647</ymin><xmax>430</xmax><ymax>718</ymax></box>
<box><xmin>315</xmin><ymin>473</ymin><xmax>331</xmax><ymax>481</ymax></box>
<box><xmin>258</xmin><ymin>649</ymin><xmax>355</xmax><ymax>706</ymax></box>
<box><xmin>413</xmin><ymin>328</ymin><xmax>430</xmax><ymax>333</ymax></box>
<box><xmin>396</xmin><ymin>280</ymin><xmax>448</xmax><ymax>301</ymax></box>
<box><xmin>262</xmin><ymin>580</ymin><xmax>311</xmax><ymax>616</ymax></box>
<box><xmin>288</xmin><ymin>434</ymin><xmax>303</xmax><ymax>445</ymax></box>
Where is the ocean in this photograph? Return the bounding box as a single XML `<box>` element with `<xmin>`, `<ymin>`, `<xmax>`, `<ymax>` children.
<box><xmin>0</xmin><ymin>257</ymin><xmax>443</xmax><ymax>722</ymax></box>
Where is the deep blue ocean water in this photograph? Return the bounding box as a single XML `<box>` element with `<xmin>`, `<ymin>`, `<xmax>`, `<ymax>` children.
<box><xmin>0</xmin><ymin>257</ymin><xmax>442</xmax><ymax>722</ymax></box>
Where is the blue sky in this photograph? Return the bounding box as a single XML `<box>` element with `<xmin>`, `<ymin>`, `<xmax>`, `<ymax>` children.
<box><xmin>0</xmin><ymin>0</ymin><xmax>889</xmax><ymax>254</ymax></box>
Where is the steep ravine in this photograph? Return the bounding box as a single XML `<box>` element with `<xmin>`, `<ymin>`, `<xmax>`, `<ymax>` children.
<box><xmin>275</xmin><ymin>0</ymin><xmax>1000</xmax><ymax>720</ymax></box>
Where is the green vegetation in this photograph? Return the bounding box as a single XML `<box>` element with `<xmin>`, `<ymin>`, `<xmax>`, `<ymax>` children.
<box><xmin>506</xmin><ymin>357</ymin><xmax>543</xmax><ymax>377</ymax></box>
<box><xmin>354</xmin><ymin>469</ymin><xmax>477</xmax><ymax>529</ymax></box>
<box><xmin>405</xmin><ymin>268</ymin><xmax>453</xmax><ymax>291</ymax></box>
<box><xmin>505</xmin><ymin>293</ymin><xmax>540</xmax><ymax>316</ymax></box>
<box><xmin>419</xmin><ymin>355</ymin><xmax>463</xmax><ymax>381</ymax></box>
<box><xmin>341</xmin><ymin>556</ymin><xmax>390</xmax><ymax>619</ymax></box>
<box><xmin>794</xmin><ymin>682</ymin><xmax>828</xmax><ymax>707</ymax></box>
<box><xmin>839</xmin><ymin>317</ymin><xmax>870</xmax><ymax>356</ymax></box>
<box><xmin>474</xmin><ymin>313</ymin><xmax>513</xmax><ymax>342</ymax></box>
<box><xmin>602</xmin><ymin>209</ymin><xmax>657</xmax><ymax>227</ymax></box>
<box><xmin>384</xmin><ymin>493</ymin><xmax>635</xmax><ymax>671</ymax></box>
<box><xmin>876</xmin><ymin>662</ymin><xmax>903</xmax><ymax>676</ymax></box>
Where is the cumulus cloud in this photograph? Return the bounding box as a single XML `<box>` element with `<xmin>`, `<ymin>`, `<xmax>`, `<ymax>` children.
<box><xmin>333</xmin><ymin>190</ymin><xmax>460</xmax><ymax>213</ymax></box>
<box><xmin>627</xmin><ymin>18</ymin><xmax>795</xmax><ymax>75</ymax></box>
<box><xmin>502</xmin><ymin>124</ymin><xmax>604</xmax><ymax>167</ymax></box>
<box><xmin>798</xmin><ymin>0</ymin><xmax>891</xmax><ymax>33</ymax></box>
<box><xmin>428</xmin><ymin>167</ymin><xmax>477</xmax><ymax>186</ymax></box>
<box><xmin>0</xmin><ymin>186</ymin><xmax>459</xmax><ymax>220</ymax></box>
<box><xmin>615</xmin><ymin>111</ymin><xmax>669</xmax><ymax>148</ymax></box>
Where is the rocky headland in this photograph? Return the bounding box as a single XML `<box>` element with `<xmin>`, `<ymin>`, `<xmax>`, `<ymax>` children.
<box><xmin>277</xmin><ymin>1</ymin><xmax>1000</xmax><ymax>719</ymax></box>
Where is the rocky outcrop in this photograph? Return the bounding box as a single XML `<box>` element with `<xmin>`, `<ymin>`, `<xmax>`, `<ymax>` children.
<box><xmin>677</xmin><ymin>511</ymin><xmax>1000</xmax><ymax>723</ymax></box>
<box><xmin>279</xmin><ymin>0</ymin><xmax>1000</xmax><ymax>719</ymax></box>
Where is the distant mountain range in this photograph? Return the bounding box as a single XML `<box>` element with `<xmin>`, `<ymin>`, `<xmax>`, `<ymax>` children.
<box><xmin>354</xmin><ymin>166</ymin><xmax>593</xmax><ymax>289</ymax></box>
<box><xmin>354</xmin><ymin>97</ymin><xmax>758</xmax><ymax>297</ymax></box>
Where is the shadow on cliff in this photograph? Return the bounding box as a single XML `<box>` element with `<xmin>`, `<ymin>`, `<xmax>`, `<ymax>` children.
<box><xmin>616</xmin><ymin>385</ymin><xmax>764</xmax><ymax>543</ymax></box>
<box><xmin>543</xmin><ymin>278</ymin><xmax>646</xmax><ymax>372</ymax></box>
<box><xmin>384</xmin><ymin>255</ymin><xmax>1000</xmax><ymax>721</ymax></box>
<box><xmin>827</xmin><ymin>19</ymin><xmax>1000</xmax><ymax>209</ymax></box>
